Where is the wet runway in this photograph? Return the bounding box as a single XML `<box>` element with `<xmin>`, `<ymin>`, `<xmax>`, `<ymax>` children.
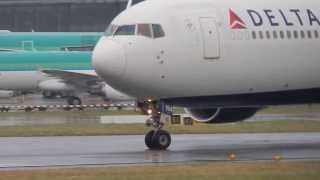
<box><xmin>0</xmin><ymin>133</ymin><xmax>319</xmax><ymax>169</ymax></box>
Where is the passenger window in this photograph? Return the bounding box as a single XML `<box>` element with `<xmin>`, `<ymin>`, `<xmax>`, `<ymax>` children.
<box><xmin>279</xmin><ymin>31</ymin><xmax>284</xmax><ymax>39</ymax></box>
<box><xmin>259</xmin><ymin>31</ymin><xmax>264</xmax><ymax>39</ymax></box>
<box><xmin>315</xmin><ymin>30</ymin><xmax>319</xmax><ymax>38</ymax></box>
<box><xmin>252</xmin><ymin>31</ymin><xmax>257</xmax><ymax>39</ymax></box>
<box><xmin>307</xmin><ymin>30</ymin><xmax>312</xmax><ymax>39</ymax></box>
<box><xmin>293</xmin><ymin>30</ymin><xmax>299</xmax><ymax>39</ymax></box>
<box><xmin>152</xmin><ymin>24</ymin><xmax>165</xmax><ymax>38</ymax></box>
<box><xmin>273</xmin><ymin>30</ymin><xmax>278</xmax><ymax>39</ymax></box>
<box><xmin>266</xmin><ymin>31</ymin><xmax>271</xmax><ymax>39</ymax></box>
<box><xmin>137</xmin><ymin>24</ymin><xmax>152</xmax><ymax>38</ymax></box>
<box><xmin>287</xmin><ymin>31</ymin><xmax>292</xmax><ymax>39</ymax></box>
<box><xmin>114</xmin><ymin>25</ymin><xmax>136</xmax><ymax>36</ymax></box>
<box><xmin>300</xmin><ymin>31</ymin><xmax>305</xmax><ymax>39</ymax></box>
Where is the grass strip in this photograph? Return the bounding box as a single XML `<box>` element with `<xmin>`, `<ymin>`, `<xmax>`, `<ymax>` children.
<box><xmin>0</xmin><ymin>120</ymin><xmax>318</xmax><ymax>137</ymax></box>
<box><xmin>259</xmin><ymin>105</ymin><xmax>320</xmax><ymax>114</ymax></box>
<box><xmin>0</xmin><ymin>110</ymin><xmax>140</xmax><ymax>117</ymax></box>
<box><xmin>0</xmin><ymin>161</ymin><xmax>319</xmax><ymax>180</ymax></box>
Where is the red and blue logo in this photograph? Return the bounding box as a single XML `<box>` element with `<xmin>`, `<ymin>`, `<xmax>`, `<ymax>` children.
<box><xmin>229</xmin><ymin>8</ymin><xmax>320</xmax><ymax>29</ymax></box>
<box><xmin>229</xmin><ymin>9</ymin><xmax>247</xmax><ymax>29</ymax></box>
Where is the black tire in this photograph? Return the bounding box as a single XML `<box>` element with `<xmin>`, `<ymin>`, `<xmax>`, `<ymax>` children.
<box><xmin>145</xmin><ymin>130</ymin><xmax>156</xmax><ymax>149</ymax></box>
<box><xmin>25</xmin><ymin>107</ymin><xmax>33</xmax><ymax>112</ymax></box>
<box><xmin>67</xmin><ymin>97</ymin><xmax>82</xmax><ymax>105</ymax></box>
<box><xmin>153</xmin><ymin>130</ymin><xmax>171</xmax><ymax>150</ymax></box>
<box><xmin>42</xmin><ymin>91</ymin><xmax>54</xmax><ymax>99</ymax></box>
<box><xmin>38</xmin><ymin>107</ymin><xmax>47</xmax><ymax>112</ymax></box>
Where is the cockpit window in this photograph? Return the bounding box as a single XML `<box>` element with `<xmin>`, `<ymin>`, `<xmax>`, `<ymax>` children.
<box><xmin>107</xmin><ymin>23</ymin><xmax>165</xmax><ymax>38</ymax></box>
<box><xmin>152</xmin><ymin>24</ymin><xmax>165</xmax><ymax>38</ymax></box>
<box><xmin>137</xmin><ymin>24</ymin><xmax>152</xmax><ymax>38</ymax></box>
<box><xmin>104</xmin><ymin>24</ymin><xmax>118</xmax><ymax>36</ymax></box>
<box><xmin>114</xmin><ymin>25</ymin><xmax>136</xmax><ymax>36</ymax></box>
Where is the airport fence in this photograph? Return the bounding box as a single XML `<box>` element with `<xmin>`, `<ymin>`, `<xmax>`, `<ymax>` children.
<box><xmin>0</xmin><ymin>103</ymin><xmax>136</xmax><ymax>112</ymax></box>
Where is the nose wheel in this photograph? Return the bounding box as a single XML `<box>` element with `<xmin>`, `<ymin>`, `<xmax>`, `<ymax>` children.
<box><xmin>67</xmin><ymin>96</ymin><xmax>82</xmax><ymax>105</ymax></box>
<box><xmin>145</xmin><ymin>129</ymin><xmax>171</xmax><ymax>150</ymax></box>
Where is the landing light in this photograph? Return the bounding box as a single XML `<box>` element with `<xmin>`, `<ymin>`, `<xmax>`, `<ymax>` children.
<box><xmin>273</xmin><ymin>155</ymin><xmax>283</xmax><ymax>161</ymax></box>
<box><xmin>228</xmin><ymin>153</ymin><xmax>237</xmax><ymax>161</ymax></box>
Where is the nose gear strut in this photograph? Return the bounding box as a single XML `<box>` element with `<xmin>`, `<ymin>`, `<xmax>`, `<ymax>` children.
<box><xmin>143</xmin><ymin>101</ymin><xmax>172</xmax><ymax>150</ymax></box>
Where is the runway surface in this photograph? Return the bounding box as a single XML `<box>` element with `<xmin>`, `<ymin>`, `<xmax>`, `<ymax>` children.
<box><xmin>0</xmin><ymin>133</ymin><xmax>319</xmax><ymax>169</ymax></box>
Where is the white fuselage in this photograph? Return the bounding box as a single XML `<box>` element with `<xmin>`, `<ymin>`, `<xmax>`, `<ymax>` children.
<box><xmin>93</xmin><ymin>0</ymin><xmax>320</xmax><ymax>107</ymax></box>
<box><xmin>0</xmin><ymin>70</ymin><xmax>95</xmax><ymax>91</ymax></box>
<box><xmin>0</xmin><ymin>71</ymin><xmax>44</xmax><ymax>91</ymax></box>
<box><xmin>0</xmin><ymin>70</ymin><xmax>135</xmax><ymax>102</ymax></box>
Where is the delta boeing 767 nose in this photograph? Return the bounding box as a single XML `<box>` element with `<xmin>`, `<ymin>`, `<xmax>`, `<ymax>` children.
<box><xmin>93</xmin><ymin>36</ymin><xmax>127</xmax><ymax>87</ymax></box>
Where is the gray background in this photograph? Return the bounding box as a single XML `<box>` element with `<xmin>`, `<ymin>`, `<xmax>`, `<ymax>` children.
<box><xmin>0</xmin><ymin>0</ymin><xmax>143</xmax><ymax>32</ymax></box>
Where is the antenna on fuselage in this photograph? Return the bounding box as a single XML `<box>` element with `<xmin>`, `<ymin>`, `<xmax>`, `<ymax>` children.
<box><xmin>126</xmin><ymin>0</ymin><xmax>133</xmax><ymax>9</ymax></box>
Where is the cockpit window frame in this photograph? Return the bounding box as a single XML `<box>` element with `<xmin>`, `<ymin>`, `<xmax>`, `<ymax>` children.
<box><xmin>104</xmin><ymin>24</ymin><xmax>118</xmax><ymax>37</ymax></box>
<box><xmin>113</xmin><ymin>24</ymin><xmax>137</xmax><ymax>36</ymax></box>
<box><xmin>137</xmin><ymin>24</ymin><xmax>153</xmax><ymax>38</ymax></box>
<box><xmin>107</xmin><ymin>23</ymin><xmax>165</xmax><ymax>39</ymax></box>
<box><xmin>152</xmin><ymin>24</ymin><xmax>165</xmax><ymax>39</ymax></box>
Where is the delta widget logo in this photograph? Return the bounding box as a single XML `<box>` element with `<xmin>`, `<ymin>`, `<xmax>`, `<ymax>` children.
<box><xmin>229</xmin><ymin>8</ymin><xmax>320</xmax><ymax>29</ymax></box>
<box><xmin>229</xmin><ymin>9</ymin><xmax>247</xmax><ymax>29</ymax></box>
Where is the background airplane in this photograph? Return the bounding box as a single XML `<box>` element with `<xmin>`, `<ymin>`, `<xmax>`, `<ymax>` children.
<box><xmin>0</xmin><ymin>31</ymin><xmax>132</xmax><ymax>104</ymax></box>
<box><xmin>0</xmin><ymin>90</ymin><xmax>14</xmax><ymax>98</ymax></box>
<box><xmin>0</xmin><ymin>31</ymin><xmax>102</xmax><ymax>51</ymax></box>
<box><xmin>0</xmin><ymin>51</ymin><xmax>133</xmax><ymax>105</ymax></box>
<box><xmin>93</xmin><ymin>0</ymin><xmax>320</xmax><ymax>150</ymax></box>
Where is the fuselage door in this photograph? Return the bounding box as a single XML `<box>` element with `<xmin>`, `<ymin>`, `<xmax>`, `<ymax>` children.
<box><xmin>199</xmin><ymin>17</ymin><xmax>220</xmax><ymax>59</ymax></box>
<box><xmin>22</xmin><ymin>41</ymin><xmax>34</xmax><ymax>51</ymax></box>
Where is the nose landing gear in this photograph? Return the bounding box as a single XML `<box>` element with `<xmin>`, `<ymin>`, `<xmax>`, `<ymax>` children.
<box><xmin>142</xmin><ymin>101</ymin><xmax>172</xmax><ymax>150</ymax></box>
<box><xmin>145</xmin><ymin>115</ymin><xmax>172</xmax><ymax>150</ymax></box>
